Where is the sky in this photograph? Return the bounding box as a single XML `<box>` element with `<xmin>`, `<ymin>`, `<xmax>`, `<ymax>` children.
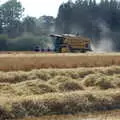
<box><xmin>0</xmin><ymin>0</ymin><xmax>72</xmax><ymax>18</ymax></box>
<box><xmin>19</xmin><ymin>0</ymin><xmax>70</xmax><ymax>18</ymax></box>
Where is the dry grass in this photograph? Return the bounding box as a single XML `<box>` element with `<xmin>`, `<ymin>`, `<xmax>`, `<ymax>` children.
<box><xmin>0</xmin><ymin>66</ymin><xmax>120</xmax><ymax>119</ymax></box>
<box><xmin>0</xmin><ymin>66</ymin><xmax>120</xmax><ymax>97</ymax></box>
<box><xmin>0</xmin><ymin>52</ymin><xmax>120</xmax><ymax>71</ymax></box>
<box><xmin>19</xmin><ymin>110</ymin><xmax>120</xmax><ymax>120</ymax></box>
<box><xmin>2</xmin><ymin>90</ymin><xmax>120</xmax><ymax>119</ymax></box>
<box><xmin>0</xmin><ymin>52</ymin><xmax>120</xmax><ymax>119</ymax></box>
<box><xmin>58</xmin><ymin>80</ymin><xmax>84</xmax><ymax>92</ymax></box>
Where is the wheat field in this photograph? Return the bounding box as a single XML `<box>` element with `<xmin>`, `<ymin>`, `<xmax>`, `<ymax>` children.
<box><xmin>0</xmin><ymin>65</ymin><xmax>120</xmax><ymax>119</ymax></box>
<box><xmin>0</xmin><ymin>52</ymin><xmax>120</xmax><ymax>119</ymax></box>
<box><xmin>0</xmin><ymin>52</ymin><xmax>120</xmax><ymax>71</ymax></box>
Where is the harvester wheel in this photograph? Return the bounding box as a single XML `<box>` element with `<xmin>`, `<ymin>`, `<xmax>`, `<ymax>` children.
<box><xmin>81</xmin><ymin>49</ymin><xmax>86</xmax><ymax>53</ymax></box>
<box><xmin>61</xmin><ymin>47</ymin><xmax>70</xmax><ymax>53</ymax></box>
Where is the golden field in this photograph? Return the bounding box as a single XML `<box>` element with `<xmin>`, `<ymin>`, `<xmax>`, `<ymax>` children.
<box><xmin>0</xmin><ymin>52</ymin><xmax>120</xmax><ymax>71</ymax></box>
<box><xmin>0</xmin><ymin>52</ymin><xmax>120</xmax><ymax>119</ymax></box>
<box><xmin>0</xmin><ymin>65</ymin><xmax>120</xmax><ymax>119</ymax></box>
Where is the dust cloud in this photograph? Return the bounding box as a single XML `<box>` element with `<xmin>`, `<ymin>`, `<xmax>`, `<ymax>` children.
<box><xmin>91</xmin><ymin>22</ymin><xmax>115</xmax><ymax>52</ymax></box>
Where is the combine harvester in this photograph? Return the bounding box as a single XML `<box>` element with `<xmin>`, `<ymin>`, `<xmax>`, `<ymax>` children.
<box><xmin>35</xmin><ymin>34</ymin><xmax>92</xmax><ymax>53</ymax></box>
<box><xmin>51</xmin><ymin>34</ymin><xmax>92</xmax><ymax>53</ymax></box>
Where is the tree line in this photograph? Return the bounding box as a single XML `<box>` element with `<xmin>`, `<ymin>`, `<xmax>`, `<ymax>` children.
<box><xmin>0</xmin><ymin>0</ymin><xmax>120</xmax><ymax>51</ymax></box>
<box><xmin>56</xmin><ymin>0</ymin><xmax>120</xmax><ymax>51</ymax></box>
<box><xmin>0</xmin><ymin>0</ymin><xmax>55</xmax><ymax>51</ymax></box>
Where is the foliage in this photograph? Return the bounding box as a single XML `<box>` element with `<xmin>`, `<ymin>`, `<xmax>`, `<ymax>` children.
<box><xmin>1</xmin><ymin>0</ymin><xmax>120</xmax><ymax>50</ymax></box>
<box><xmin>0</xmin><ymin>33</ymin><xmax>52</xmax><ymax>51</ymax></box>
<box><xmin>0</xmin><ymin>34</ymin><xmax>8</xmax><ymax>50</ymax></box>
<box><xmin>0</xmin><ymin>0</ymin><xmax>24</xmax><ymax>37</ymax></box>
<box><xmin>56</xmin><ymin>0</ymin><xmax>120</xmax><ymax>50</ymax></box>
<box><xmin>0</xmin><ymin>1</ymin><xmax>55</xmax><ymax>51</ymax></box>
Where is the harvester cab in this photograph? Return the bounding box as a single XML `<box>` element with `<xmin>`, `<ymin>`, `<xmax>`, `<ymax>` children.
<box><xmin>50</xmin><ymin>34</ymin><xmax>92</xmax><ymax>53</ymax></box>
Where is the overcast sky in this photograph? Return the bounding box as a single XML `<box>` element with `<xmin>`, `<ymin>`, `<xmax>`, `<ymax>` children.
<box><xmin>0</xmin><ymin>0</ymin><xmax>73</xmax><ymax>18</ymax></box>
<box><xmin>19</xmin><ymin>0</ymin><xmax>71</xmax><ymax>18</ymax></box>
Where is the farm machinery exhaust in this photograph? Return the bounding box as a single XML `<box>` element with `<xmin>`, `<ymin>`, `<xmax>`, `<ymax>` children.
<box><xmin>34</xmin><ymin>34</ymin><xmax>92</xmax><ymax>53</ymax></box>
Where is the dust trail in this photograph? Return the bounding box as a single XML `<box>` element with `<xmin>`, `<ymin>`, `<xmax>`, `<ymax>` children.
<box><xmin>91</xmin><ymin>21</ymin><xmax>115</xmax><ymax>52</ymax></box>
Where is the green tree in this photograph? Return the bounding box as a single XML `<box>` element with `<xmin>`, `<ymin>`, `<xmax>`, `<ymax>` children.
<box><xmin>22</xmin><ymin>16</ymin><xmax>36</xmax><ymax>33</ymax></box>
<box><xmin>0</xmin><ymin>0</ymin><xmax>24</xmax><ymax>37</ymax></box>
<box><xmin>56</xmin><ymin>1</ymin><xmax>73</xmax><ymax>33</ymax></box>
<box><xmin>0</xmin><ymin>34</ymin><xmax>8</xmax><ymax>50</ymax></box>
